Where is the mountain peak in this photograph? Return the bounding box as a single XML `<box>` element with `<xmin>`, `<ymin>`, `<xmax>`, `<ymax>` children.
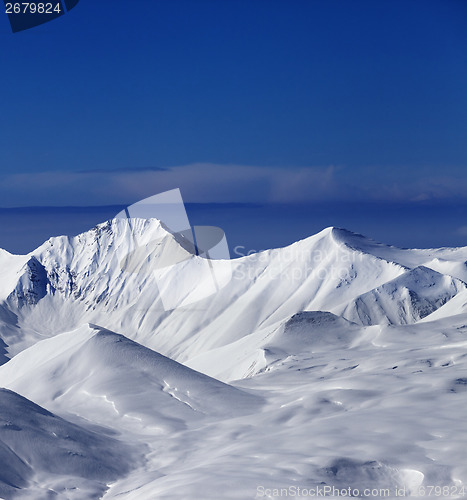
<box><xmin>329</xmin><ymin>227</ymin><xmax>395</xmax><ymax>252</ymax></box>
<box><xmin>290</xmin><ymin>227</ymin><xmax>393</xmax><ymax>258</ymax></box>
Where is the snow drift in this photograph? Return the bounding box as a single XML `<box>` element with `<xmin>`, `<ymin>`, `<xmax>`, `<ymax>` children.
<box><xmin>0</xmin><ymin>220</ymin><xmax>466</xmax><ymax>499</ymax></box>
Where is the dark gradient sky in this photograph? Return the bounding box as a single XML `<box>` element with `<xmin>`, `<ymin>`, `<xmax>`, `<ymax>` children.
<box><xmin>0</xmin><ymin>0</ymin><xmax>466</xmax><ymax>250</ymax></box>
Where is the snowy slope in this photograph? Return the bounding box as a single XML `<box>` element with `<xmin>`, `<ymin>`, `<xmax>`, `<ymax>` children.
<box><xmin>104</xmin><ymin>313</ymin><xmax>467</xmax><ymax>500</ymax></box>
<box><xmin>187</xmin><ymin>311</ymin><xmax>364</xmax><ymax>382</ymax></box>
<box><xmin>0</xmin><ymin>222</ymin><xmax>467</xmax><ymax>499</ymax></box>
<box><xmin>0</xmin><ymin>324</ymin><xmax>262</xmax><ymax>434</ymax></box>
<box><xmin>0</xmin><ymin>222</ymin><xmax>462</xmax><ymax>364</ymax></box>
<box><xmin>0</xmin><ymin>388</ymin><xmax>142</xmax><ymax>499</ymax></box>
<box><xmin>0</xmin><ymin>250</ymin><xmax>30</xmax><ymax>302</ymax></box>
<box><xmin>0</xmin><ymin>221</ymin><xmax>465</xmax><ymax>364</ymax></box>
<box><xmin>337</xmin><ymin>266</ymin><xmax>467</xmax><ymax>326</ymax></box>
<box><xmin>419</xmin><ymin>288</ymin><xmax>467</xmax><ymax>322</ymax></box>
<box><xmin>0</xmin><ymin>222</ymin><xmax>406</xmax><ymax>360</ymax></box>
<box><xmin>331</xmin><ymin>228</ymin><xmax>467</xmax><ymax>279</ymax></box>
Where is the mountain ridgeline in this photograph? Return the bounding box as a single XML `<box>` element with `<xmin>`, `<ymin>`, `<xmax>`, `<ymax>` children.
<box><xmin>1</xmin><ymin>220</ymin><xmax>467</xmax><ymax>498</ymax></box>
<box><xmin>0</xmin><ymin>219</ymin><xmax>466</xmax><ymax>362</ymax></box>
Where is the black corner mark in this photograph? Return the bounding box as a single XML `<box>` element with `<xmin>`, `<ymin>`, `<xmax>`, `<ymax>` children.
<box><xmin>3</xmin><ymin>0</ymin><xmax>80</xmax><ymax>33</ymax></box>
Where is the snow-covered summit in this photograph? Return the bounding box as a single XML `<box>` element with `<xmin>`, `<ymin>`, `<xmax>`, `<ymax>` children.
<box><xmin>0</xmin><ymin>220</ymin><xmax>466</xmax><ymax>360</ymax></box>
<box><xmin>329</xmin><ymin>226</ymin><xmax>467</xmax><ymax>276</ymax></box>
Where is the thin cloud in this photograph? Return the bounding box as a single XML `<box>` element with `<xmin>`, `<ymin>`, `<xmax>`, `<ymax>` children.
<box><xmin>76</xmin><ymin>166</ymin><xmax>168</xmax><ymax>174</ymax></box>
<box><xmin>0</xmin><ymin>163</ymin><xmax>466</xmax><ymax>207</ymax></box>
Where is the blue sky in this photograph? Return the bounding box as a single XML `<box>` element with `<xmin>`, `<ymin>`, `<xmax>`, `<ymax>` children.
<box><xmin>0</xmin><ymin>0</ymin><xmax>466</xmax><ymax>250</ymax></box>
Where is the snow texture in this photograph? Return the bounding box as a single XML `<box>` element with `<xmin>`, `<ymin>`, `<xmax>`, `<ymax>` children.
<box><xmin>0</xmin><ymin>220</ymin><xmax>466</xmax><ymax>499</ymax></box>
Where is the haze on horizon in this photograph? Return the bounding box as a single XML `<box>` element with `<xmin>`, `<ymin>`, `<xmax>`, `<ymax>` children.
<box><xmin>0</xmin><ymin>0</ymin><xmax>466</xmax><ymax>250</ymax></box>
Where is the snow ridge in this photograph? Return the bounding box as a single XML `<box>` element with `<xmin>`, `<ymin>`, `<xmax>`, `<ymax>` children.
<box><xmin>0</xmin><ymin>221</ymin><xmax>466</xmax><ymax>498</ymax></box>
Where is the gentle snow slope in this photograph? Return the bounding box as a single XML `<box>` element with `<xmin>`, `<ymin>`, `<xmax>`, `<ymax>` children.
<box><xmin>104</xmin><ymin>313</ymin><xmax>467</xmax><ymax>500</ymax></box>
<box><xmin>0</xmin><ymin>324</ymin><xmax>262</xmax><ymax>434</ymax></box>
<box><xmin>0</xmin><ymin>388</ymin><xmax>141</xmax><ymax>499</ymax></box>
<box><xmin>187</xmin><ymin>311</ymin><xmax>364</xmax><ymax>381</ymax></box>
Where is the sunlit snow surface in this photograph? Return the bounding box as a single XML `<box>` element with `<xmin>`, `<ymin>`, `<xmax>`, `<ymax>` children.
<box><xmin>0</xmin><ymin>220</ymin><xmax>466</xmax><ymax>499</ymax></box>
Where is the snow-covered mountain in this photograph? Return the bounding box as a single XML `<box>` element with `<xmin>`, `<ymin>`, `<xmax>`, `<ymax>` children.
<box><xmin>337</xmin><ymin>266</ymin><xmax>466</xmax><ymax>326</ymax></box>
<box><xmin>3</xmin><ymin>220</ymin><xmax>466</xmax><ymax>360</ymax></box>
<box><xmin>0</xmin><ymin>219</ymin><xmax>466</xmax><ymax>498</ymax></box>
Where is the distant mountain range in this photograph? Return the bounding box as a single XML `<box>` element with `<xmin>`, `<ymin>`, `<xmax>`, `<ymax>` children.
<box><xmin>0</xmin><ymin>220</ymin><xmax>466</xmax><ymax>498</ymax></box>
